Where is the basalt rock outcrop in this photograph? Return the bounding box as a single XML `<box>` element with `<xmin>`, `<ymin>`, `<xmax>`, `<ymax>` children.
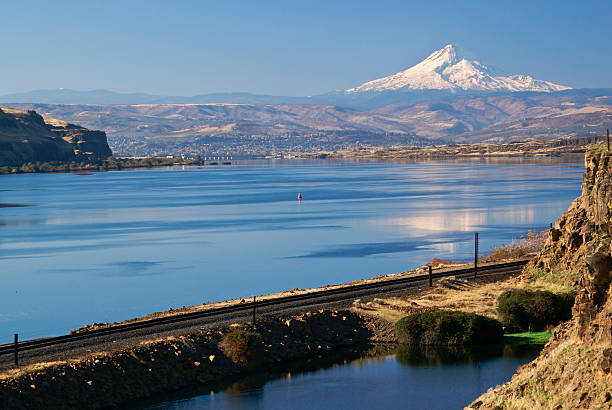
<box><xmin>529</xmin><ymin>147</ymin><xmax>612</xmax><ymax>341</ymax></box>
<box><xmin>469</xmin><ymin>146</ymin><xmax>612</xmax><ymax>409</ymax></box>
<box><xmin>0</xmin><ymin>106</ymin><xmax>112</xmax><ymax>166</ymax></box>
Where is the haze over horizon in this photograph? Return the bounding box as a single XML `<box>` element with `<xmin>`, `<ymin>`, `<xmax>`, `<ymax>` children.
<box><xmin>1</xmin><ymin>0</ymin><xmax>611</xmax><ymax>97</ymax></box>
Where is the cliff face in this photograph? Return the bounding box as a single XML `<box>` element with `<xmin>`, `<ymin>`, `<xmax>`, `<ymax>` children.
<box><xmin>470</xmin><ymin>147</ymin><xmax>612</xmax><ymax>409</ymax></box>
<box><xmin>0</xmin><ymin>106</ymin><xmax>112</xmax><ymax>166</ymax></box>
<box><xmin>530</xmin><ymin>148</ymin><xmax>612</xmax><ymax>342</ymax></box>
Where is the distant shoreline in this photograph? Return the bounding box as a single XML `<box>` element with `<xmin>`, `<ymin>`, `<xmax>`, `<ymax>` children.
<box><xmin>297</xmin><ymin>137</ymin><xmax>599</xmax><ymax>161</ymax></box>
<box><xmin>1</xmin><ymin>137</ymin><xmax>599</xmax><ymax>176</ymax></box>
<box><xmin>0</xmin><ymin>157</ymin><xmax>213</xmax><ymax>175</ymax></box>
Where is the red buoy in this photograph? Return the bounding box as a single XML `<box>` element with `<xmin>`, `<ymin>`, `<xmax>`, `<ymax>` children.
<box><xmin>297</xmin><ymin>193</ymin><xmax>302</xmax><ymax>200</ymax></box>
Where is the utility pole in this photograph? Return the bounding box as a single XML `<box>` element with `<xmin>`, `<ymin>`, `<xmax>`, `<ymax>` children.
<box><xmin>252</xmin><ymin>296</ymin><xmax>257</xmax><ymax>326</ymax></box>
<box><xmin>14</xmin><ymin>333</ymin><xmax>18</xmax><ymax>366</ymax></box>
<box><xmin>474</xmin><ymin>232</ymin><xmax>479</xmax><ymax>278</ymax></box>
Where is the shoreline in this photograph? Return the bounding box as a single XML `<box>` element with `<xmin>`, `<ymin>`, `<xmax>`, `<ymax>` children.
<box><xmin>0</xmin><ymin>261</ymin><xmax>531</xmax><ymax>408</ymax></box>
<box><xmin>297</xmin><ymin>137</ymin><xmax>597</xmax><ymax>161</ymax></box>
<box><xmin>0</xmin><ymin>157</ymin><xmax>210</xmax><ymax>176</ymax></box>
<box><xmin>1</xmin><ymin>137</ymin><xmax>595</xmax><ymax>175</ymax></box>
<box><xmin>0</xmin><ymin>310</ymin><xmax>384</xmax><ymax>409</ymax></box>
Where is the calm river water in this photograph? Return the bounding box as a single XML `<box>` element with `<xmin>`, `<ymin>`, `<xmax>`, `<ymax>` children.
<box><xmin>142</xmin><ymin>344</ymin><xmax>542</xmax><ymax>410</ymax></box>
<box><xmin>0</xmin><ymin>157</ymin><xmax>583</xmax><ymax>339</ymax></box>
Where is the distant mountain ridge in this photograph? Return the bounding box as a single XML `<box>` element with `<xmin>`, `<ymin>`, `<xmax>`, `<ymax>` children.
<box><xmin>0</xmin><ymin>44</ymin><xmax>573</xmax><ymax>107</ymax></box>
<box><xmin>7</xmin><ymin>88</ymin><xmax>611</xmax><ymax>144</ymax></box>
<box><xmin>0</xmin><ymin>89</ymin><xmax>308</xmax><ymax>106</ymax></box>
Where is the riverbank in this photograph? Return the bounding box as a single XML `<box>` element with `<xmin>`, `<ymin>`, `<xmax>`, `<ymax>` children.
<box><xmin>1</xmin><ymin>137</ymin><xmax>593</xmax><ymax>176</ymax></box>
<box><xmin>0</xmin><ymin>156</ymin><xmax>212</xmax><ymax>175</ymax></box>
<box><xmin>0</xmin><ymin>261</ymin><xmax>536</xmax><ymax>409</ymax></box>
<box><xmin>0</xmin><ymin>310</ymin><xmax>381</xmax><ymax>408</ymax></box>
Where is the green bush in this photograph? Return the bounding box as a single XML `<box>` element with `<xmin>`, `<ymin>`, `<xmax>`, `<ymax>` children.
<box><xmin>497</xmin><ymin>289</ymin><xmax>576</xmax><ymax>332</ymax></box>
<box><xmin>395</xmin><ymin>310</ymin><xmax>503</xmax><ymax>346</ymax></box>
<box><xmin>219</xmin><ymin>329</ymin><xmax>263</xmax><ymax>366</ymax></box>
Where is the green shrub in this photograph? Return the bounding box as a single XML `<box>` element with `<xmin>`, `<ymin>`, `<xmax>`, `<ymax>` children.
<box><xmin>395</xmin><ymin>310</ymin><xmax>503</xmax><ymax>346</ymax></box>
<box><xmin>219</xmin><ymin>329</ymin><xmax>263</xmax><ymax>366</ymax></box>
<box><xmin>497</xmin><ymin>289</ymin><xmax>576</xmax><ymax>332</ymax></box>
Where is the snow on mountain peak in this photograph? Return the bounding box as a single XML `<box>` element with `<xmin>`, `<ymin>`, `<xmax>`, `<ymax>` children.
<box><xmin>346</xmin><ymin>44</ymin><xmax>570</xmax><ymax>94</ymax></box>
<box><xmin>424</xmin><ymin>44</ymin><xmax>459</xmax><ymax>65</ymax></box>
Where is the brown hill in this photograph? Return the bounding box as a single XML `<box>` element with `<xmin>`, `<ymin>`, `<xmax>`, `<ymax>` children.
<box><xmin>3</xmin><ymin>103</ymin><xmax>418</xmax><ymax>139</ymax></box>
<box><xmin>373</xmin><ymin>91</ymin><xmax>612</xmax><ymax>141</ymax></box>
<box><xmin>0</xmin><ymin>106</ymin><xmax>112</xmax><ymax>166</ymax></box>
<box><xmin>6</xmin><ymin>90</ymin><xmax>610</xmax><ymax>144</ymax></box>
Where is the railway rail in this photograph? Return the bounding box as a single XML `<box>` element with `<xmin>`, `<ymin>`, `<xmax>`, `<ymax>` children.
<box><xmin>0</xmin><ymin>259</ymin><xmax>529</xmax><ymax>357</ymax></box>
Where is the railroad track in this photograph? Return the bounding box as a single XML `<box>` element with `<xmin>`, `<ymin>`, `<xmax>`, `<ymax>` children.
<box><xmin>0</xmin><ymin>259</ymin><xmax>529</xmax><ymax>356</ymax></box>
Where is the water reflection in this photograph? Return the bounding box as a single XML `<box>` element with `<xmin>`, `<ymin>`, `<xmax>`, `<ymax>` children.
<box><xmin>384</xmin><ymin>205</ymin><xmax>539</xmax><ymax>234</ymax></box>
<box><xmin>136</xmin><ymin>345</ymin><xmax>376</xmax><ymax>409</ymax></box>
<box><xmin>395</xmin><ymin>343</ymin><xmax>540</xmax><ymax>366</ymax></box>
<box><xmin>389</xmin><ymin>212</ymin><xmax>489</xmax><ymax>233</ymax></box>
<box><xmin>0</xmin><ymin>218</ymin><xmax>45</xmax><ymax>227</ymax></box>
<box><xmin>290</xmin><ymin>239</ymin><xmax>431</xmax><ymax>258</ymax></box>
<box><xmin>141</xmin><ymin>343</ymin><xmax>541</xmax><ymax>410</ymax></box>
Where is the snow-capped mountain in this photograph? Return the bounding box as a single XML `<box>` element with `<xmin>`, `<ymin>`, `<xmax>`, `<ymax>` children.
<box><xmin>346</xmin><ymin>44</ymin><xmax>571</xmax><ymax>93</ymax></box>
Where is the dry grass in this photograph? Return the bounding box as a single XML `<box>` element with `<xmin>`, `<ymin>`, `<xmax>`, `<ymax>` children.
<box><xmin>352</xmin><ymin>276</ymin><xmax>520</xmax><ymax>324</ymax></box>
<box><xmin>352</xmin><ymin>298</ymin><xmax>423</xmax><ymax>323</ymax></box>
<box><xmin>482</xmin><ymin>230</ymin><xmax>548</xmax><ymax>263</ymax></box>
<box><xmin>413</xmin><ymin>278</ymin><xmax>508</xmax><ymax>319</ymax></box>
<box><xmin>425</xmin><ymin>258</ymin><xmax>461</xmax><ymax>268</ymax></box>
<box><xmin>588</xmin><ymin>142</ymin><xmax>610</xmax><ymax>154</ymax></box>
<box><xmin>468</xmin><ymin>335</ymin><xmax>603</xmax><ymax>409</ymax></box>
<box><xmin>0</xmin><ymin>360</ymin><xmax>68</xmax><ymax>380</ymax></box>
<box><xmin>43</xmin><ymin>117</ymin><xmax>69</xmax><ymax>127</ymax></box>
<box><xmin>353</xmin><ymin>260</ymin><xmax>577</xmax><ymax>329</ymax></box>
<box><xmin>523</xmin><ymin>265</ymin><xmax>580</xmax><ymax>294</ymax></box>
<box><xmin>0</xmin><ymin>106</ymin><xmax>27</xmax><ymax>115</ymax></box>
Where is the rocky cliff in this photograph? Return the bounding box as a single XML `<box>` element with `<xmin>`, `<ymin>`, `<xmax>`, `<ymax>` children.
<box><xmin>470</xmin><ymin>146</ymin><xmax>612</xmax><ymax>409</ymax></box>
<box><xmin>0</xmin><ymin>106</ymin><xmax>112</xmax><ymax>166</ymax></box>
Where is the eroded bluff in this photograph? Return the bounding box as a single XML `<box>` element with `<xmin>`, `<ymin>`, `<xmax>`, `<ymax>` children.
<box><xmin>470</xmin><ymin>147</ymin><xmax>612</xmax><ymax>409</ymax></box>
<box><xmin>0</xmin><ymin>106</ymin><xmax>112</xmax><ymax>166</ymax></box>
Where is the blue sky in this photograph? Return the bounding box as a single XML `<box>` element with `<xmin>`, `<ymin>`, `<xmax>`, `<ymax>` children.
<box><xmin>1</xmin><ymin>0</ymin><xmax>610</xmax><ymax>96</ymax></box>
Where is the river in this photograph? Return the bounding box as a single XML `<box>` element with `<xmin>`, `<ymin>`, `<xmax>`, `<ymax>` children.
<box><xmin>0</xmin><ymin>157</ymin><xmax>583</xmax><ymax>339</ymax></box>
